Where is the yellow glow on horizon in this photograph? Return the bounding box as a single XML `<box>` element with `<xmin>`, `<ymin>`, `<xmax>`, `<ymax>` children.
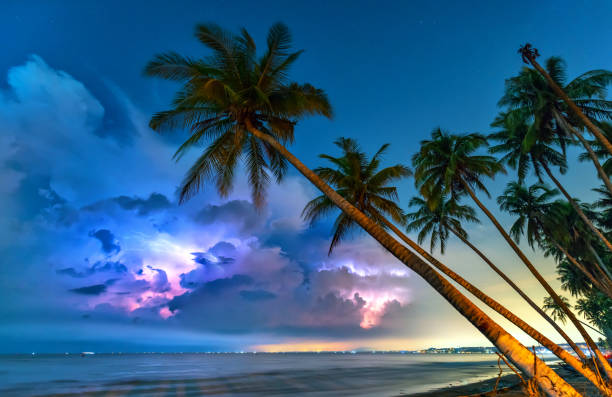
<box><xmin>253</xmin><ymin>341</ymin><xmax>353</xmax><ymax>352</ymax></box>
<box><xmin>251</xmin><ymin>337</ymin><xmax>436</xmax><ymax>352</ymax></box>
<box><xmin>249</xmin><ymin>335</ymin><xmax>496</xmax><ymax>352</ymax></box>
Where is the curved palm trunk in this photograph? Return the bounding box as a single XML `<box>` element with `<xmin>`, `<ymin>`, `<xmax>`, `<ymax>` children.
<box><xmin>246</xmin><ymin>121</ymin><xmax>581</xmax><ymax>396</ymax></box>
<box><xmin>572</xmin><ymin>127</ymin><xmax>612</xmax><ymax>197</ymax></box>
<box><xmin>554</xmin><ymin>113</ymin><xmax>612</xmax><ymax>197</ymax></box>
<box><xmin>580</xmin><ymin>321</ymin><xmax>607</xmax><ymax>337</ymax></box>
<box><xmin>540</xmin><ymin>160</ymin><xmax>612</xmax><ymax>255</ymax></box>
<box><xmin>375</xmin><ymin>216</ymin><xmax>610</xmax><ymax>393</ymax></box>
<box><xmin>525</xmin><ymin>52</ymin><xmax>612</xmax><ymax>157</ymax></box>
<box><xmin>446</xmin><ymin>226</ymin><xmax>588</xmax><ymax>361</ymax></box>
<box><xmin>585</xmin><ymin>242</ymin><xmax>612</xmax><ymax>282</ymax></box>
<box><xmin>460</xmin><ymin>178</ymin><xmax>612</xmax><ymax>381</ymax></box>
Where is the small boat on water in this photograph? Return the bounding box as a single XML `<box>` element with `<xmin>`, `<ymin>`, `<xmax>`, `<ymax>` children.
<box><xmin>80</xmin><ymin>352</ymin><xmax>95</xmax><ymax>357</ymax></box>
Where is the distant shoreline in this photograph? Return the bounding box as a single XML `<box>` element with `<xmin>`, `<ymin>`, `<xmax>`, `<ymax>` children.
<box><xmin>3</xmin><ymin>351</ymin><xmax>504</xmax><ymax>356</ymax></box>
<box><xmin>4</xmin><ymin>343</ymin><xmax>591</xmax><ymax>356</ymax></box>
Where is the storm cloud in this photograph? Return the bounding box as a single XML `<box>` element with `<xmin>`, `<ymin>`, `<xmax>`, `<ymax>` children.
<box><xmin>90</xmin><ymin>229</ymin><xmax>121</xmax><ymax>254</ymax></box>
<box><xmin>0</xmin><ymin>55</ymin><xmax>416</xmax><ymax>352</ymax></box>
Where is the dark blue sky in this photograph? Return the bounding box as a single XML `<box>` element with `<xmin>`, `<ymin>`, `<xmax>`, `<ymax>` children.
<box><xmin>4</xmin><ymin>1</ymin><xmax>612</xmax><ymax>163</ymax></box>
<box><xmin>1</xmin><ymin>1</ymin><xmax>611</xmax><ymax>352</ymax></box>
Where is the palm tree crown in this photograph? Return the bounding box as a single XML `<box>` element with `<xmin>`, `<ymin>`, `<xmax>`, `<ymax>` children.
<box><xmin>412</xmin><ymin>128</ymin><xmax>504</xmax><ymax>205</ymax></box>
<box><xmin>302</xmin><ymin>137</ymin><xmax>410</xmax><ymax>254</ymax></box>
<box><xmin>497</xmin><ymin>182</ymin><xmax>559</xmax><ymax>248</ymax></box>
<box><xmin>405</xmin><ymin>195</ymin><xmax>479</xmax><ymax>254</ymax></box>
<box><xmin>542</xmin><ymin>295</ymin><xmax>572</xmax><ymax>325</ymax></box>
<box><xmin>499</xmin><ymin>56</ymin><xmax>612</xmax><ymax>146</ymax></box>
<box><xmin>489</xmin><ymin>111</ymin><xmax>568</xmax><ymax>182</ymax></box>
<box><xmin>145</xmin><ymin>23</ymin><xmax>331</xmax><ymax>206</ymax></box>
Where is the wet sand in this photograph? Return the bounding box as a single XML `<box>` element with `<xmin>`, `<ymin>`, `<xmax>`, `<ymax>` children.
<box><xmin>408</xmin><ymin>364</ymin><xmax>603</xmax><ymax>396</ymax></box>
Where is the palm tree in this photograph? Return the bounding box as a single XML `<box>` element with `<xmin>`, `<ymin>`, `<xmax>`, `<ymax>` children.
<box><xmin>302</xmin><ymin>138</ymin><xmax>410</xmax><ymax>254</ymax></box>
<box><xmin>497</xmin><ymin>182</ymin><xmax>558</xmax><ymax>247</ymax></box>
<box><xmin>491</xmin><ymin>109</ymin><xmax>612</xmax><ymax>255</ymax></box>
<box><xmin>575</xmin><ymin>292</ymin><xmax>612</xmax><ymax>347</ymax></box>
<box><xmin>307</xmin><ymin>140</ymin><xmax>605</xmax><ymax>390</ymax></box>
<box><xmin>593</xmin><ymin>183</ymin><xmax>612</xmax><ymax>245</ymax></box>
<box><xmin>542</xmin><ymin>296</ymin><xmax>572</xmax><ymax>325</ymax></box>
<box><xmin>145</xmin><ymin>23</ymin><xmax>584</xmax><ymax>395</ymax></box>
<box><xmin>578</xmin><ymin>122</ymin><xmax>612</xmax><ymax>176</ymax></box>
<box><xmin>406</xmin><ymin>192</ymin><xmax>588</xmax><ymax>362</ymax></box>
<box><xmin>145</xmin><ymin>24</ymin><xmax>331</xmax><ymax>207</ymax></box>
<box><xmin>543</xmin><ymin>200</ymin><xmax>612</xmax><ymax>300</ymax></box>
<box><xmin>498</xmin><ymin>182</ymin><xmax>612</xmax><ymax>300</ymax></box>
<box><xmin>413</xmin><ymin>128</ymin><xmax>612</xmax><ymax>379</ymax></box>
<box><xmin>505</xmin><ymin>51</ymin><xmax>612</xmax><ymax>200</ymax></box>
<box><xmin>542</xmin><ymin>295</ymin><xmax>607</xmax><ymax>339</ymax></box>
<box><xmin>518</xmin><ymin>44</ymin><xmax>612</xmax><ymax>158</ymax></box>
<box><xmin>489</xmin><ymin>111</ymin><xmax>568</xmax><ymax>184</ymax></box>
<box><xmin>405</xmin><ymin>195</ymin><xmax>478</xmax><ymax>254</ymax></box>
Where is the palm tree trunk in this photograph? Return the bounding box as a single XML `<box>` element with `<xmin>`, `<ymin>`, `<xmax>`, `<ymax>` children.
<box><xmin>553</xmin><ymin>112</ymin><xmax>612</xmax><ymax>197</ymax></box>
<box><xmin>375</xmin><ymin>216</ymin><xmax>611</xmax><ymax>393</ymax></box>
<box><xmin>445</xmin><ymin>227</ymin><xmax>589</xmax><ymax>360</ymax></box>
<box><xmin>585</xmin><ymin>241</ymin><xmax>612</xmax><ymax>282</ymax></box>
<box><xmin>460</xmin><ymin>178</ymin><xmax>612</xmax><ymax>381</ymax></box>
<box><xmin>540</xmin><ymin>160</ymin><xmax>612</xmax><ymax>255</ymax></box>
<box><xmin>573</xmin><ymin>127</ymin><xmax>612</xmax><ymax>197</ymax></box>
<box><xmin>526</xmin><ymin>52</ymin><xmax>612</xmax><ymax>157</ymax></box>
<box><xmin>245</xmin><ymin>120</ymin><xmax>582</xmax><ymax>396</ymax></box>
<box><xmin>580</xmin><ymin>321</ymin><xmax>607</xmax><ymax>337</ymax></box>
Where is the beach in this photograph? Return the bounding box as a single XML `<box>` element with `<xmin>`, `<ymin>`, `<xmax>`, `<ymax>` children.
<box><xmin>411</xmin><ymin>363</ymin><xmax>602</xmax><ymax>396</ymax></box>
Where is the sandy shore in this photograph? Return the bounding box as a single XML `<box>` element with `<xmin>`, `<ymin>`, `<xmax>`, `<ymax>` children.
<box><xmin>405</xmin><ymin>364</ymin><xmax>603</xmax><ymax>396</ymax></box>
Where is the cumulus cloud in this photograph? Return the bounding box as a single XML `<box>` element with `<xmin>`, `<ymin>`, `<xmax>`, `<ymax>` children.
<box><xmin>0</xmin><ymin>55</ymin><xmax>186</xmax><ymax>208</ymax></box>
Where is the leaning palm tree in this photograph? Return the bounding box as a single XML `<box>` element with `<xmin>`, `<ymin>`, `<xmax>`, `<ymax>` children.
<box><xmin>504</xmin><ymin>51</ymin><xmax>612</xmax><ymax>200</ymax></box>
<box><xmin>499</xmin><ymin>182</ymin><xmax>612</xmax><ymax>300</ymax></box>
<box><xmin>490</xmin><ymin>110</ymin><xmax>612</xmax><ymax>254</ymax></box>
<box><xmin>405</xmin><ymin>195</ymin><xmax>477</xmax><ymax>254</ymax></box>
<box><xmin>412</xmin><ymin>128</ymin><xmax>612</xmax><ymax>379</ymax></box>
<box><xmin>543</xmin><ymin>293</ymin><xmax>608</xmax><ymax>340</ymax></box>
<box><xmin>145</xmin><ymin>23</ymin><xmax>584</xmax><ymax>395</ymax></box>
<box><xmin>518</xmin><ymin>44</ymin><xmax>612</xmax><ymax>159</ymax></box>
<box><xmin>497</xmin><ymin>182</ymin><xmax>559</xmax><ymax>247</ymax></box>
<box><xmin>575</xmin><ymin>292</ymin><xmax>612</xmax><ymax>347</ymax></box>
<box><xmin>406</xmin><ymin>192</ymin><xmax>588</xmax><ymax>362</ymax></box>
<box><xmin>544</xmin><ymin>201</ymin><xmax>612</xmax><ymax>300</ymax></box>
<box><xmin>579</xmin><ymin>122</ymin><xmax>612</xmax><ymax>176</ymax></box>
<box><xmin>546</xmin><ymin>293</ymin><xmax>610</xmax><ymax>341</ymax></box>
<box><xmin>543</xmin><ymin>296</ymin><xmax>572</xmax><ymax>325</ymax></box>
<box><xmin>306</xmin><ymin>139</ymin><xmax>606</xmax><ymax>391</ymax></box>
<box><xmin>302</xmin><ymin>138</ymin><xmax>410</xmax><ymax>254</ymax></box>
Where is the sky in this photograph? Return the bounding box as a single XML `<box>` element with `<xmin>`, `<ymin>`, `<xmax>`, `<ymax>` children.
<box><xmin>1</xmin><ymin>1</ymin><xmax>612</xmax><ymax>353</ymax></box>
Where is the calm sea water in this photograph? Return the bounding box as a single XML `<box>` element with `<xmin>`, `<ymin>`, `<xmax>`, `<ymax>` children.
<box><xmin>0</xmin><ymin>353</ymin><xmax>551</xmax><ymax>396</ymax></box>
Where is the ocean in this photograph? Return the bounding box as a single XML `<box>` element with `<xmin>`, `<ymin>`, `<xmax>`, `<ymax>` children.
<box><xmin>0</xmin><ymin>353</ymin><xmax>552</xmax><ymax>396</ymax></box>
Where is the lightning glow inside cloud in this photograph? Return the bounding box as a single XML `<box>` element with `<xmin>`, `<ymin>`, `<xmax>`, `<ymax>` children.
<box><xmin>0</xmin><ymin>55</ymin><xmax>420</xmax><ymax>352</ymax></box>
